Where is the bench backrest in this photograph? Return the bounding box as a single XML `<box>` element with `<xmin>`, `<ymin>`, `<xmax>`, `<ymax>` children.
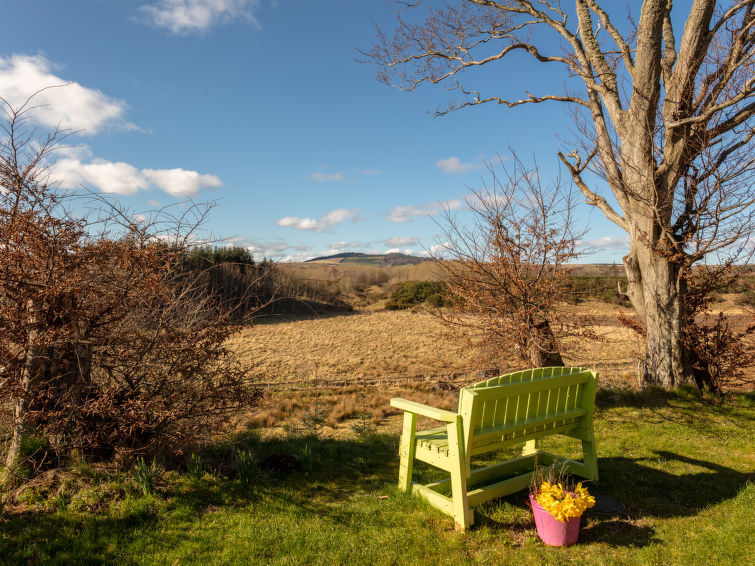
<box><xmin>457</xmin><ymin>367</ymin><xmax>598</xmax><ymax>457</ymax></box>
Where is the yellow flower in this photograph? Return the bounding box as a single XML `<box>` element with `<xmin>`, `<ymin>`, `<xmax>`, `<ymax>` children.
<box><xmin>534</xmin><ymin>480</ymin><xmax>594</xmax><ymax>522</ymax></box>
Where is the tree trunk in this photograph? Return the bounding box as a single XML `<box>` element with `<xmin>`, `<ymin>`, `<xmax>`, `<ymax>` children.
<box><xmin>526</xmin><ymin>319</ymin><xmax>565</xmax><ymax>367</ymax></box>
<box><xmin>2</xmin><ymin>299</ymin><xmax>46</xmax><ymax>481</ymax></box>
<box><xmin>623</xmin><ymin>243</ymin><xmax>695</xmax><ymax>388</ymax></box>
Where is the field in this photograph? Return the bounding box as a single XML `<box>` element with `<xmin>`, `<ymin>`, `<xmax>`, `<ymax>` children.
<box><xmin>1</xmin><ymin>265</ymin><xmax>753</xmax><ymax>564</ymax></box>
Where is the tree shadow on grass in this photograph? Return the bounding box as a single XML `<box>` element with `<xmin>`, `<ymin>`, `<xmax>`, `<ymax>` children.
<box><xmin>0</xmin><ymin>505</ymin><xmax>160</xmax><ymax>565</ymax></box>
<box><xmin>596</xmin><ymin>385</ymin><xmax>754</xmax><ymax>414</ymax></box>
<box><xmin>249</xmin><ymin>306</ymin><xmax>360</xmax><ymax>326</ymax></box>
<box><xmin>596</xmin><ymin>451</ymin><xmax>754</xmax><ymax>520</ymax></box>
<box><xmin>579</xmin><ymin>520</ymin><xmax>659</xmax><ymax>548</ymax></box>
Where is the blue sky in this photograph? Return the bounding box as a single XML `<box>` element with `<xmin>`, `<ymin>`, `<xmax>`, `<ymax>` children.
<box><xmin>0</xmin><ymin>0</ymin><xmax>634</xmax><ymax>262</ymax></box>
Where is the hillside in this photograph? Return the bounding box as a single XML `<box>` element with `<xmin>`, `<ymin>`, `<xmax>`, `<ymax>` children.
<box><xmin>305</xmin><ymin>252</ymin><xmax>431</xmax><ymax>267</ymax></box>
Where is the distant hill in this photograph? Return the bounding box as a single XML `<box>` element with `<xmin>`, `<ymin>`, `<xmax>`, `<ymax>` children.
<box><xmin>305</xmin><ymin>252</ymin><xmax>431</xmax><ymax>267</ymax></box>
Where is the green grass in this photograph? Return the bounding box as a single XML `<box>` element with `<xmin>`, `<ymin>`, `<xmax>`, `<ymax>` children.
<box><xmin>341</xmin><ymin>255</ymin><xmax>384</xmax><ymax>266</ymax></box>
<box><xmin>1</xmin><ymin>388</ymin><xmax>753</xmax><ymax>565</ymax></box>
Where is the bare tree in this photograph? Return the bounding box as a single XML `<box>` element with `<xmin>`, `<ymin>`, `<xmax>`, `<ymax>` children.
<box><xmin>433</xmin><ymin>157</ymin><xmax>594</xmax><ymax>370</ymax></box>
<box><xmin>0</xmin><ymin>96</ymin><xmax>261</xmax><ymax>481</ymax></box>
<box><xmin>368</xmin><ymin>1</ymin><xmax>755</xmax><ymax>388</ymax></box>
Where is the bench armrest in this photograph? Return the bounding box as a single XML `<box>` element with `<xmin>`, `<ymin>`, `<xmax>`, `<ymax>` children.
<box><xmin>390</xmin><ymin>398</ymin><xmax>458</xmax><ymax>422</ymax></box>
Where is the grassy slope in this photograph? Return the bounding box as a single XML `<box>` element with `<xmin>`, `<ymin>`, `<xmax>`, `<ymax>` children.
<box><xmin>1</xmin><ymin>389</ymin><xmax>753</xmax><ymax>565</ymax></box>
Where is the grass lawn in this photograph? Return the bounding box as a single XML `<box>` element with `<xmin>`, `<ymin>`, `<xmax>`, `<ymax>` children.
<box><xmin>1</xmin><ymin>387</ymin><xmax>753</xmax><ymax>565</ymax></box>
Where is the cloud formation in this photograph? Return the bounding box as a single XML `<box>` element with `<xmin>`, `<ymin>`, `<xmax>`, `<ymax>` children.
<box><xmin>0</xmin><ymin>54</ymin><xmax>134</xmax><ymax>134</ymax></box>
<box><xmin>276</xmin><ymin>208</ymin><xmax>359</xmax><ymax>232</ymax></box>
<box><xmin>388</xmin><ymin>200</ymin><xmax>462</xmax><ymax>223</ymax></box>
<box><xmin>383</xmin><ymin>236</ymin><xmax>418</xmax><ymax>247</ymax></box>
<box><xmin>436</xmin><ymin>156</ymin><xmax>481</xmax><ymax>174</ymax></box>
<box><xmin>0</xmin><ymin>55</ymin><xmax>222</xmax><ymax>198</ymax></box>
<box><xmin>578</xmin><ymin>236</ymin><xmax>630</xmax><ymax>251</ymax></box>
<box><xmin>142</xmin><ymin>168</ymin><xmax>222</xmax><ymax>196</ymax></box>
<box><xmin>420</xmin><ymin>241</ymin><xmax>452</xmax><ymax>258</ymax></box>
<box><xmin>308</xmin><ymin>172</ymin><xmax>344</xmax><ymax>183</ymax></box>
<box><xmin>245</xmin><ymin>240</ymin><xmax>299</xmax><ymax>260</ymax></box>
<box><xmin>52</xmin><ymin>147</ymin><xmax>222</xmax><ymax>196</ymax></box>
<box><xmin>138</xmin><ymin>0</ymin><xmax>261</xmax><ymax>35</ymax></box>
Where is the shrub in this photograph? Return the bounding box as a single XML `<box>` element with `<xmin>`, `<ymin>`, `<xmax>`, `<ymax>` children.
<box><xmin>739</xmin><ymin>288</ymin><xmax>755</xmax><ymax>307</ymax></box>
<box><xmin>184</xmin><ymin>246</ymin><xmax>255</xmax><ymax>269</ymax></box>
<box><xmin>385</xmin><ymin>281</ymin><xmax>447</xmax><ymax>309</ymax></box>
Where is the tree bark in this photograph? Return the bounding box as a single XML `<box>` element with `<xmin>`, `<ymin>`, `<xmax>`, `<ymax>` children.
<box><xmin>527</xmin><ymin>319</ymin><xmax>565</xmax><ymax>367</ymax></box>
<box><xmin>2</xmin><ymin>299</ymin><xmax>46</xmax><ymax>481</ymax></box>
<box><xmin>624</xmin><ymin>241</ymin><xmax>695</xmax><ymax>388</ymax></box>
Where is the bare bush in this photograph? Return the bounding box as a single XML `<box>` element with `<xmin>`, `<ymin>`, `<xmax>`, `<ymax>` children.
<box><xmin>0</xmin><ymin>96</ymin><xmax>261</xmax><ymax>480</ymax></box>
<box><xmin>432</xmin><ymin>157</ymin><xmax>595</xmax><ymax>370</ymax></box>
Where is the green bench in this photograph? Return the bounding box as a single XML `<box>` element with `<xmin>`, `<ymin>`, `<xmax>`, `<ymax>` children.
<box><xmin>390</xmin><ymin>367</ymin><xmax>599</xmax><ymax>530</ymax></box>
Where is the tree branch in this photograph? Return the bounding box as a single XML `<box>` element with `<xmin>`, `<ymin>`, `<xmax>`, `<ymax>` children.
<box><xmin>558</xmin><ymin>150</ymin><xmax>627</xmax><ymax>230</ymax></box>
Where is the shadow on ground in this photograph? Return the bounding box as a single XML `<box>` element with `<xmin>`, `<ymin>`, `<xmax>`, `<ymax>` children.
<box><xmin>1</xmin><ymin>425</ymin><xmax>752</xmax><ymax>560</ymax></box>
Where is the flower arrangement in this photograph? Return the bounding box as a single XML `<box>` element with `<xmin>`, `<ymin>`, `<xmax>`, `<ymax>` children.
<box><xmin>527</xmin><ymin>460</ymin><xmax>596</xmax><ymax>546</ymax></box>
<box><xmin>534</xmin><ymin>480</ymin><xmax>596</xmax><ymax>522</ymax></box>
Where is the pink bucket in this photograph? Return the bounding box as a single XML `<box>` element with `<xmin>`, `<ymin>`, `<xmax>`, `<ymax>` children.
<box><xmin>529</xmin><ymin>493</ymin><xmax>581</xmax><ymax>546</ymax></box>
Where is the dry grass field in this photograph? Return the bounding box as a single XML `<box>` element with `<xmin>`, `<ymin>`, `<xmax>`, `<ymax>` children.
<box><xmin>230</xmin><ymin>303</ymin><xmax>660</xmax><ymax>432</ymax></box>
<box><xmin>232</xmin><ymin>306</ymin><xmax>645</xmax><ymax>389</ymax></box>
<box><xmin>227</xmin><ymin>282</ymin><xmax>753</xmax><ymax>433</ymax></box>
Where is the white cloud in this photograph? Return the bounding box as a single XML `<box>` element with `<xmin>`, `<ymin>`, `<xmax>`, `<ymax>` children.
<box><xmin>388</xmin><ymin>200</ymin><xmax>462</xmax><ymax>223</ymax></box>
<box><xmin>276</xmin><ymin>208</ymin><xmax>359</xmax><ymax>232</ymax></box>
<box><xmin>147</xmin><ymin>199</ymin><xmax>162</xmax><ymax>207</ymax></box>
<box><xmin>578</xmin><ymin>236</ymin><xmax>630</xmax><ymax>251</ymax></box>
<box><xmin>385</xmin><ymin>248</ymin><xmax>414</xmax><ymax>255</ymax></box>
<box><xmin>383</xmin><ymin>236</ymin><xmax>418</xmax><ymax>247</ymax></box>
<box><xmin>246</xmin><ymin>240</ymin><xmax>293</xmax><ymax>260</ymax></box>
<box><xmin>308</xmin><ymin>171</ymin><xmax>344</xmax><ymax>183</ymax></box>
<box><xmin>420</xmin><ymin>241</ymin><xmax>452</xmax><ymax>258</ymax></box>
<box><xmin>51</xmin><ymin>146</ymin><xmax>222</xmax><ymax>196</ymax></box>
<box><xmin>331</xmin><ymin>241</ymin><xmax>361</xmax><ymax>249</ymax></box>
<box><xmin>0</xmin><ymin>54</ymin><xmax>134</xmax><ymax>134</ymax></box>
<box><xmin>436</xmin><ymin>156</ymin><xmax>481</xmax><ymax>174</ymax></box>
<box><xmin>138</xmin><ymin>0</ymin><xmax>261</xmax><ymax>35</ymax></box>
<box><xmin>142</xmin><ymin>168</ymin><xmax>222</xmax><ymax>196</ymax></box>
<box><xmin>53</xmin><ymin>156</ymin><xmax>147</xmax><ymax>195</ymax></box>
<box><xmin>359</xmin><ymin>169</ymin><xmax>381</xmax><ymax>176</ymax></box>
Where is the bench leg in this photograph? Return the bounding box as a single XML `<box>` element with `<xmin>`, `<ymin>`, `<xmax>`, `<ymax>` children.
<box><xmin>581</xmin><ymin>439</ymin><xmax>599</xmax><ymax>482</ymax></box>
<box><xmin>447</xmin><ymin>418</ymin><xmax>473</xmax><ymax>530</ymax></box>
<box><xmin>398</xmin><ymin>412</ymin><xmax>417</xmax><ymax>491</ymax></box>
<box><xmin>521</xmin><ymin>439</ymin><xmax>538</xmax><ymax>456</ymax></box>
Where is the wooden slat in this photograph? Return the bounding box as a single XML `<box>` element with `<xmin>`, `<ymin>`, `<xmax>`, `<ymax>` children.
<box><xmin>398</xmin><ymin>411</ymin><xmax>417</xmax><ymax>491</ymax></box>
<box><xmin>424</xmin><ymin>453</ymin><xmax>538</xmax><ymax>493</ymax></box>
<box><xmin>467</xmin><ymin>472</ymin><xmax>534</xmax><ymax>507</ymax></box>
<box><xmin>390</xmin><ymin>398</ymin><xmax>458</xmax><ymax>422</ymax></box>
<box><xmin>413</xmin><ymin>483</ymin><xmax>454</xmax><ymax>516</ymax></box>
<box><xmin>468</xmin><ymin>371</ymin><xmax>591</xmax><ymax>402</ymax></box>
<box><xmin>414</xmin><ymin>445</ymin><xmax>453</xmax><ymax>470</ymax></box>
<box><xmin>471</xmin><ymin>407</ymin><xmax>587</xmax><ymax>444</ymax></box>
<box><xmin>469</xmin><ymin>420</ymin><xmax>581</xmax><ymax>455</ymax></box>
